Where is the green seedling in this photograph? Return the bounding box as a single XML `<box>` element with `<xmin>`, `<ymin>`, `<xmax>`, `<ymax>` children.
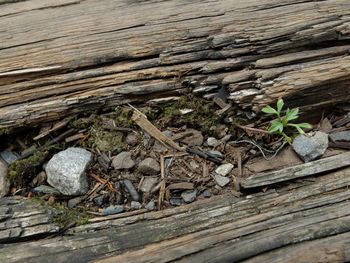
<box><xmin>261</xmin><ymin>98</ymin><xmax>312</xmax><ymax>144</ymax></box>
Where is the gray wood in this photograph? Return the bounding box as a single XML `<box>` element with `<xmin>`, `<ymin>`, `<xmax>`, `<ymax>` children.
<box><xmin>241</xmin><ymin>151</ymin><xmax>350</xmax><ymax>189</ymax></box>
<box><xmin>0</xmin><ymin>196</ymin><xmax>59</xmax><ymax>243</ymax></box>
<box><xmin>1</xmin><ymin>167</ymin><xmax>350</xmax><ymax>262</ymax></box>
<box><xmin>1</xmin><ymin>0</ymin><xmax>350</xmax><ymax>131</ymax></box>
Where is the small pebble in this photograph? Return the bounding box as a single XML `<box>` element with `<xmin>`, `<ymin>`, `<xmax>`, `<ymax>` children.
<box><xmin>215</xmin><ymin>163</ymin><xmax>234</xmax><ymax>177</ymax></box>
<box><xmin>181</xmin><ymin>190</ymin><xmax>197</xmax><ymax>203</ymax></box>
<box><xmin>170</xmin><ymin>198</ymin><xmax>183</xmax><ymax>206</ymax></box>
<box><xmin>202</xmin><ymin>189</ymin><xmax>212</xmax><ymax>198</ymax></box>
<box><xmin>123</xmin><ymin>179</ymin><xmax>140</xmax><ymax>201</ymax></box>
<box><xmin>0</xmin><ymin>150</ymin><xmax>20</xmax><ymax>165</ymax></box>
<box><xmin>33</xmin><ymin>185</ymin><xmax>60</xmax><ymax>195</ymax></box>
<box><xmin>207</xmin><ymin>137</ymin><xmax>218</xmax><ymax>147</ymax></box>
<box><xmin>145</xmin><ymin>200</ymin><xmax>156</xmax><ymax>211</ymax></box>
<box><xmin>125</xmin><ymin>133</ymin><xmax>138</xmax><ymax>146</ymax></box>
<box><xmin>102</xmin><ymin>205</ymin><xmax>124</xmax><ymax>215</ymax></box>
<box><xmin>93</xmin><ymin>195</ymin><xmax>108</xmax><ymax>207</ymax></box>
<box><xmin>214</xmin><ymin>174</ymin><xmax>230</xmax><ymax>187</ymax></box>
<box><xmin>112</xmin><ymin>151</ymin><xmax>135</xmax><ymax>170</ymax></box>
<box><xmin>140</xmin><ymin>177</ymin><xmax>158</xmax><ymax>193</ymax></box>
<box><xmin>130</xmin><ymin>201</ymin><xmax>142</xmax><ymax>210</ymax></box>
<box><xmin>138</xmin><ymin>158</ymin><xmax>160</xmax><ymax>175</ymax></box>
<box><xmin>68</xmin><ymin>196</ymin><xmax>83</xmax><ymax>208</ymax></box>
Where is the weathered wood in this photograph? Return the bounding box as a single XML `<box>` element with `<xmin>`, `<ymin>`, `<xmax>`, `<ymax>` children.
<box><xmin>241</xmin><ymin>151</ymin><xmax>350</xmax><ymax>188</ymax></box>
<box><xmin>0</xmin><ymin>196</ymin><xmax>59</xmax><ymax>243</ymax></box>
<box><xmin>1</xmin><ymin>0</ymin><xmax>350</xmax><ymax>130</ymax></box>
<box><xmin>2</xmin><ymin>167</ymin><xmax>350</xmax><ymax>262</ymax></box>
<box><xmin>242</xmin><ymin>232</ymin><xmax>350</xmax><ymax>263</ymax></box>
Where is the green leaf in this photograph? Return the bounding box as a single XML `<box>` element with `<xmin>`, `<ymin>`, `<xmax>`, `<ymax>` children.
<box><xmin>288</xmin><ymin>123</ymin><xmax>312</xmax><ymax>134</ymax></box>
<box><xmin>297</xmin><ymin>123</ymin><xmax>312</xmax><ymax>129</ymax></box>
<box><xmin>261</xmin><ymin>105</ymin><xmax>278</xmax><ymax>115</ymax></box>
<box><xmin>294</xmin><ymin>125</ymin><xmax>306</xmax><ymax>134</ymax></box>
<box><xmin>268</xmin><ymin>120</ymin><xmax>283</xmax><ymax>134</ymax></box>
<box><xmin>286</xmin><ymin>107</ymin><xmax>299</xmax><ymax>121</ymax></box>
<box><xmin>277</xmin><ymin>98</ymin><xmax>284</xmax><ymax>114</ymax></box>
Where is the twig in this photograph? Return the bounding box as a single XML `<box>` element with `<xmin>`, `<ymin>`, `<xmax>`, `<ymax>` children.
<box><xmin>228</xmin><ymin>140</ymin><xmax>287</xmax><ymax>161</ymax></box>
<box><xmin>158</xmin><ymin>155</ymin><xmax>166</xmax><ymax>210</ymax></box>
<box><xmin>235</xmin><ymin>123</ymin><xmax>269</xmax><ymax>134</ymax></box>
<box><xmin>131</xmin><ymin>107</ymin><xmax>185</xmax><ymax>152</ymax></box>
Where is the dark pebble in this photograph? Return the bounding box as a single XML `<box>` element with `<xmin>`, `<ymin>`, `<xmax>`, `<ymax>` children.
<box><xmin>123</xmin><ymin>179</ymin><xmax>140</xmax><ymax>201</ymax></box>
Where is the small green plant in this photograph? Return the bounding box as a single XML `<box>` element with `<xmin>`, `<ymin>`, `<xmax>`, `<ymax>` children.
<box><xmin>262</xmin><ymin>98</ymin><xmax>312</xmax><ymax>144</ymax></box>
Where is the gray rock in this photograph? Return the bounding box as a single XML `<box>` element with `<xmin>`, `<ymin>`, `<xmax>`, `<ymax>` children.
<box><xmin>125</xmin><ymin>133</ymin><xmax>138</xmax><ymax>146</ymax></box>
<box><xmin>0</xmin><ymin>151</ymin><xmax>20</xmax><ymax>165</ymax></box>
<box><xmin>329</xmin><ymin>131</ymin><xmax>350</xmax><ymax>142</ymax></box>
<box><xmin>68</xmin><ymin>196</ymin><xmax>83</xmax><ymax>208</ymax></box>
<box><xmin>145</xmin><ymin>200</ymin><xmax>156</xmax><ymax>211</ymax></box>
<box><xmin>138</xmin><ymin>158</ymin><xmax>160</xmax><ymax>175</ymax></box>
<box><xmin>207</xmin><ymin>137</ymin><xmax>218</xmax><ymax>147</ymax></box>
<box><xmin>170</xmin><ymin>198</ymin><xmax>183</xmax><ymax>206</ymax></box>
<box><xmin>143</xmin><ymin>133</ymin><xmax>154</xmax><ymax>148</ymax></box>
<box><xmin>130</xmin><ymin>201</ymin><xmax>142</xmax><ymax>210</ymax></box>
<box><xmin>0</xmin><ymin>161</ymin><xmax>9</xmax><ymax>197</ymax></box>
<box><xmin>112</xmin><ymin>151</ymin><xmax>135</xmax><ymax>170</ymax></box>
<box><xmin>33</xmin><ymin>185</ymin><xmax>60</xmax><ymax>195</ymax></box>
<box><xmin>93</xmin><ymin>195</ymin><xmax>108</xmax><ymax>207</ymax></box>
<box><xmin>102</xmin><ymin>205</ymin><xmax>124</xmax><ymax>215</ymax></box>
<box><xmin>46</xmin><ymin>147</ymin><xmax>92</xmax><ymax>195</ymax></box>
<box><xmin>182</xmin><ymin>129</ymin><xmax>203</xmax><ymax>146</ymax></box>
<box><xmin>214</xmin><ymin>174</ymin><xmax>231</xmax><ymax>187</ymax></box>
<box><xmin>203</xmin><ymin>189</ymin><xmax>212</xmax><ymax>198</ymax></box>
<box><xmin>123</xmin><ymin>179</ymin><xmax>140</xmax><ymax>201</ymax></box>
<box><xmin>140</xmin><ymin>177</ymin><xmax>158</xmax><ymax>193</ymax></box>
<box><xmin>292</xmin><ymin>131</ymin><xmax>328</xmax><ymax>162</ymax></box>
<box><xmin>215</xmin><ymin>163</ymin><xmax>234</xmax><ymax>176</ymax></box>
<box><xmin>153</xmin><ymin>131</ymin><xmax>173</xmax><ymax>152</ymax></box>
<box><xmin>181</xmin><ymin>190</ymin><xmax>197</xmax><ymax>203</ymax></box>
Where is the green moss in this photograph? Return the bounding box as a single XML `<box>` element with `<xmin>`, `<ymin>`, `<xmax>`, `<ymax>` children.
<box><xmin>114</xmin><ymin>107</ymin><xmax>134</xmax><ymax>128</ymax></box>
<box><xmin>29</xmin><ymin>198</ymin><xmax>92</xmax><ymax>227</ymax></box>
<box><xmin>158</xmin><ymin>95</ymin><xmax>221</xmax><ymax>134</ymax></box>
<box><xmin>90</xmin><ymin>129</ymin><xmax>126</xmax><ymax>152</ymax></box>
<box><xmin>51</xmin><ymin>203</ymin><xmax>92</xmax><ymax>227</ymax></box>
<box><xmin>8</xmin><ymin>150</ymin><xmax>49</xmax><ymax>186</ymax></box>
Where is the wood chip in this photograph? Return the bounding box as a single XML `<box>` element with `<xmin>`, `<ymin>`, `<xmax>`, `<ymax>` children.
<box><xmin>131</xmin><ymin>108</ymin><xmax>185</xmax><ymax>152</ymax></box>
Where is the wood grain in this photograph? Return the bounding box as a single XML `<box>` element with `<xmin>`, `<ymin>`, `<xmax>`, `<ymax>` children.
<box><xmin>2</xmin><ymin>167</ymin><xmax>350</xmax><ymax>262</ymax></box>
<box><xmin>0</xmin><ymin>0</ymin><xmax>350</xmax><ymax>130</ymax></box>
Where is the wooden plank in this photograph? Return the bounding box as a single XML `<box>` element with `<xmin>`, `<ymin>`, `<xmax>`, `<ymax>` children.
<box><xmin>0</xmin><ymin>197</ymin><xmax>59</xmax><ymax>243</ymax></box>
<box><xmin>240</xmin><ymin>151</ymin><xmax>350</xmax><ymax>189</ymax></box>
<box><xmin>0</xmin><ymin>0</ymin><xmax>350</xmax><ymax>131</ymax></box>
<box><xmin>242</xmin><ymin>232</ymin><xmax>350</xmax><ymax>263</ymax></box>
<box><xmin>1</xmin><ymin>167</ymin><xmax>350</xmax><ymax>262</ymax></box>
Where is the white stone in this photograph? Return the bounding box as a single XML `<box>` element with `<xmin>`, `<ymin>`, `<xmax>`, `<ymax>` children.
<box><xmin>292</xmin><ymin>131</ymin><xmax>328</xmax><ymax>162</ymax></box>
<box><xmin>207</xmin><ymin>137</ymin><xmax>219</xmax><ymax>147</ymax></box>
<box><xmin>46</xmin><ymin>147</ymin><xmax>92</xmax><ymax>195</ymax></box>
<box><xmin>215</xmin><ymin>163</ymin><xmax>234</xmax><ymax>176</ymax></box>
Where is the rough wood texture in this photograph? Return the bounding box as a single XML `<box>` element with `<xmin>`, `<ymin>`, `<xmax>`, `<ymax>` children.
<box><xmin>1</xmin><ymin>0</ymin><xmax>350</xmax><ymax>130</ymax></box>
<box><xmin>241</xmin><ymin>151</ymin><xmax>350</xmax><ymax>188</ymax></box>
<box><xmin>0</xmin><ymin>196</ymin><xmax>59</xmax><ymax>243</ymax></box>
<box><xmin>1</xmin><ymin>167</ymin><xmax>350</xmax><ymax>262</ymax></box>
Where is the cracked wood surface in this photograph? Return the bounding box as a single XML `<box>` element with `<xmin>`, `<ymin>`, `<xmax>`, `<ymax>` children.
<box><xmin>1</xmin><ymin>166</ymin><xmax>350</xmax><ymax>262</ymax></box>
<box><xmin>0</xmin><ymin>0</ymin><xmax>350</xmax><ymax>130</ymax></box>
<box><xmin>0</xmin><ymin>196</ymin><xmax>59</xmax><ymax>243</ymax></box>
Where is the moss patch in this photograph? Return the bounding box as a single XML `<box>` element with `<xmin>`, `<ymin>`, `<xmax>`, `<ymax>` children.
<box><xmin>51</xmin><ymin>203</ymin><xmax>92</xmax><ymax>227</ymax></box>
<box><xmin>8</xmin><ymin>150</ymin><xmax>49</xmax><ymax>186</ymax></box>
<box><xmin>156</xmin><ymin>95</ymin><xmax>221</xmax><ymax>134</ymax></box>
